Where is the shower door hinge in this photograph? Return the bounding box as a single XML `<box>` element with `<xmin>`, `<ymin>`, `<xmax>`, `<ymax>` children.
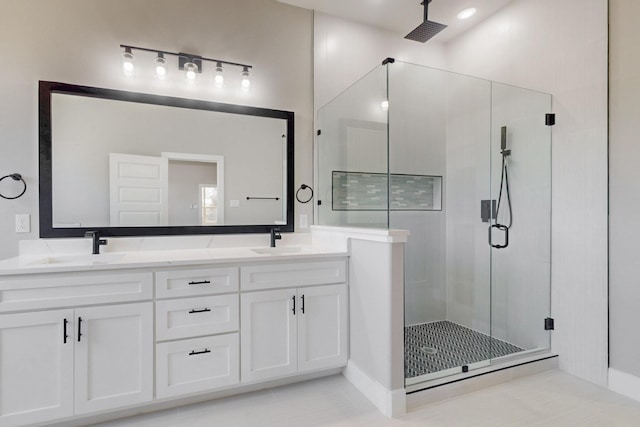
<box><xmin>382</xmin><ymin>57</ymin><xmax>395</xmax><ymax>65</ymax></box>
<box><xmin>544</xmin><ymin>317</ymin><xmax>555</xmax><ymax>330</ymax></box>
<box><xmin>545</xmin><ymin>113</ymin><xmax>555</xmax><ymax>126</ymax></box>
<box><xmin>317</xmin><ymin>129</ymin><xmax>322</xmax><ymax>136</ymax></box>
<box><xmin>317</xmin><ymin>200</ymin><xmax>322</xmax><ymax>206</ymax></box>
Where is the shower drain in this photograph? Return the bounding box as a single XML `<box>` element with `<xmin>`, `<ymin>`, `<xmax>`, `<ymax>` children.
<box><xmin>421</xmin><ymin>346</ymin><xmax>438</xmax><ymax>355</ymax></box>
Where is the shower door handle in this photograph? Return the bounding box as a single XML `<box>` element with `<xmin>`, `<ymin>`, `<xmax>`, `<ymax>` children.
<box><xmin>489</xmin><ymin>224</ymin><xmax>509</xmax><ymax>249</ymax></box>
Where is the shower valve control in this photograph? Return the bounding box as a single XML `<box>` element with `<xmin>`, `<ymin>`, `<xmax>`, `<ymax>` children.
<box><xmin>481</xmin><ymin>200</ymin><xmax>497</xmax><ymax>223</ymax></box>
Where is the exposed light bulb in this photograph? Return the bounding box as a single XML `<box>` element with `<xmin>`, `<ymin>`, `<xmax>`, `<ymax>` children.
<box><xmin>457</xmin><ymin>7</ymin><xmax>477</xmax><ymax>20</ymax></box>
<box><xmin>185</xmin><ymin>61</ymin><xmax>197</xmax><ymax>83</ymax></box>
<box><xmin>215</xmin><ymin>62</ymin><xmax>224</xmax><ymax>88</ymax></box>
<box><xmin>155</xmin><ymin>53</ymin><xmax>166</xmax><ymax>79</ymax></box>
<box><xmin>381</xmin><ymin>100</ymin><xmax>389</xmax><ymax>111</ymax></box>
<box><xmin>241</xmin><ymin>66</ymin><xmax>251</xmax><ymax>91</ymax></box>
<box><xmin>122</xmin><ymin>47</ymin><xmax>134</xmax><ymax>76</ymax></box>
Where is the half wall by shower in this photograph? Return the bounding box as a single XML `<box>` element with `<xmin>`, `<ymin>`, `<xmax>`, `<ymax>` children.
<box><xmin>316</xmin><ymin>61</ymin><xmax>552</xmax><ymax>390</ymax></box>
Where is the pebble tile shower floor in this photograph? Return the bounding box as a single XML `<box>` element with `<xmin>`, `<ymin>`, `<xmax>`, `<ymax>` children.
<box><xmin>405</xmin><ymin>320</ymin><xmax>524</xmax><ymax>378</ymax></box>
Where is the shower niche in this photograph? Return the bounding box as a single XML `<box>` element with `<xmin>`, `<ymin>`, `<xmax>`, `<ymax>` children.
<box><xmin>316</xmin><ymin>61</ymin><xmax>552</xmax><ymax>391</ymax></box>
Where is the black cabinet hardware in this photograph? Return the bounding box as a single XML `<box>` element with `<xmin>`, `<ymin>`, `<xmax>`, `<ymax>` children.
<box><xmin>77</xmin><ymin>317</ymin><xmax>83</xmax><ymax>342</ymax></box>
<box><xmin>188</xmin><ymin>280</ymin><xmax>211</xmax><ymax>285</ymax></box>
<box><xmin>301</xmin><ymin>294</ymin><xmax>305</xmax><ymax>314</ymax></box>
<box><xmin>63</xmin><ymin>318</ymin><xmax>69</xmax><ymax>344</ymax></box>
<box><xmin>292</xmin><ymin>295</ymin><xmax>296</xmax><ymax>315</ymax></box>
<box><xmin>189</xmin><ymin>308</ymin><xmax>212</xmax><ymax>314</ymax></box>
<box><xmin>189</xmin><ymin>348</ymin><xmax>211</xmax><ymax>356</ymax></box>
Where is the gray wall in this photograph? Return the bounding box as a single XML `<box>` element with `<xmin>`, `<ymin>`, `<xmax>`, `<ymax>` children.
<box><xmin>0</xmin><ymin>0</ymin><xmax>312</xmax><ymax>260</ymax></box>
<box><xmin>609</xmin><ymin>0</ymin><xmax>640</xmax><ymax>378</ymax></box>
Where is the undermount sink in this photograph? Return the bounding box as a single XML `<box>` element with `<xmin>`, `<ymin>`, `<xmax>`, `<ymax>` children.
<box><xmin>27</xmin><ymin>253</ymin><xmax>126</xmax><ymax>266</ymax></box>
<box><xmin>251</xmin><ymin>246</ymin><xmax>303</xmax><ymax>255</ymax></box>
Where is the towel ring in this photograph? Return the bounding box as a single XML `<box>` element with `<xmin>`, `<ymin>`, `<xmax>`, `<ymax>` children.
<box><xmin>295</xmin><ymin>184</ymin><xmax>313</xmax><ymax>204</ymax></box>
<box><xmin>0</xmin><ymin>173</ymin><xmax>27</xmax><ymax>200</ymax></box>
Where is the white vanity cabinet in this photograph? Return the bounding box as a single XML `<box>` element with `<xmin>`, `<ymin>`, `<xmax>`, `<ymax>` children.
<box><xmin>154</xmin><ymin>266</ymin><xmax>240</xmax><ymax>399</ymax></box>
<box><xmin>0</xmin><ymin>253</ymin><xmax>348</xmax><ymax>426</ymax></box>
<box><xmin>240</xmin><ymin>260</ymin><xmax>348</xmax><ymax>383</ymax></box>
<box><xmin>0</xmin><ymin>272</ymin><xmax>154</xmax><ymax>426</ymax></box>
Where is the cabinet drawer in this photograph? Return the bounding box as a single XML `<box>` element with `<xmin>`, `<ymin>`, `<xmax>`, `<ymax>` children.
<box><xmin>156</xmin><ymin>333</ymin><xmax>239</xmax><ymax>399</ymax></box>
<box><xmin>0</xmin><ymin>272</ymin><xmax>153</xmax><ymax>312</ymax></box>
<box><xmin>240</xmin><ymin>260</ymin><xmax>347</xmax><ymax>291</ymax></box>
<box><xmin>156</xmin><ymin>267</ymin><xmax>239</xmax><ymax>299</ymax></box>
<box><xmin>156</xmin><ymin>294</ymin><xmax>239</xmax><ymax>341</ymax></box>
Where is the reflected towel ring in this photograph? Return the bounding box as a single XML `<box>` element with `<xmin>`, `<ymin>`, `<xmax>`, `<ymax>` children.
<box><xmin>296</xmin><ymin>184</ymin><xmax>313</xmax><ymax>204</ymax></box>
<box><xmin>0</xmin><ymin>173</ymin><xmax>27</xmax><ymax>200</ymax></box>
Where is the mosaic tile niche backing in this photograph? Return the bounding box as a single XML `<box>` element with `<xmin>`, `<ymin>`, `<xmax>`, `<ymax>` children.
<box><xmin>332</xmin><ymin>171</ymin><xmax>442</xmax><ymax>211</ymax></box>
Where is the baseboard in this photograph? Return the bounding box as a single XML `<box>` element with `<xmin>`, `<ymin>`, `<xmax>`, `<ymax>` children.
<box><xmin>609</xmin><ymin>368</ymin><xmax>640</xmax><ymax>402</ymax></box>
<box><xmin>342</xmin><ymin>362</ymin><xmax>406</xmax><ymax>417</ymax></box>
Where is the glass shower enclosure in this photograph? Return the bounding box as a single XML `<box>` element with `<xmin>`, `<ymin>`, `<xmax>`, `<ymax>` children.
<box><xmin>316</xmin><ymin>61</ymin><xmax>552</xmax><ymax>390</ymax></box>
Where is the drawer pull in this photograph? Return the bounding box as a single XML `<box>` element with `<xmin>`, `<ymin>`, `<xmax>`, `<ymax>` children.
<box><xmin>63</xmin><ymin>318</ymin><xmax>69</xmax><ymax>344</ymax></box>
<box><xmin>188</xmin><ymin>280</ymin><xmax>211</xmax><ymax>285</ymax></box>
<box><xmin>292</xmin><ymin>295</ymin><xmax>296</xmax><ymax>315</ymax></box>
<box><xmin>189</xmin><ymin>348</ymin><xmax>211</xmax><ymax>356</ymax></box>
<box><xmin>188</xmin><ymin>308</ymin><xmax>212</xmax><ymax>314</ymax></box>
<box><xmin>301</xmin><ymin>294</ymin><xmax>305</xmax><ymax>314</ymax></box>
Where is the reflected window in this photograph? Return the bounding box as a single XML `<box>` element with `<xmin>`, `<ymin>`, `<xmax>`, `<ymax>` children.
<box><xmin>200</xmin><ymin>184</ymin><xmax>218</xmax><ymax>225</ymax></box>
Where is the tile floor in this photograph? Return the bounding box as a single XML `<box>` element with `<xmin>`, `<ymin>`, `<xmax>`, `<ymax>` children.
<box><xmin>92</xmin><ymin>370</ymin><xmax>640</xmax><ymax>426</ymax></box>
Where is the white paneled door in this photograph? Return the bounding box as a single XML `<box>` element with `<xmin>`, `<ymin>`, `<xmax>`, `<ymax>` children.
<box><xmin>0</xmin><ymin>310</ymin><xmax>74</xmax><ymax>426</ymax></box>
<box><xmin>298</xmin><ymin>284</ymin><xmax>348</xmax><ymax>372</ymax></box>
<box><xmin>74</xmin><ymin>302</ymin><xmax>153</xmax><ymax>414</ymax></box>
<box><xmin>109</xmin><ymin>153</ymin><xmax>168</xmax><ymax>226</ymax></box>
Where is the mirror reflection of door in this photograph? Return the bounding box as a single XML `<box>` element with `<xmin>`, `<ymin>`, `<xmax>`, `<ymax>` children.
<box><xmin>109</xmin><ymin>153</ymin><xmax>169</xmax><ymax>226</ymax></box>
<box><xmin>109</xmin><ymin>152</ymin><xmax>224</xmax><ymax>227</ymax></box>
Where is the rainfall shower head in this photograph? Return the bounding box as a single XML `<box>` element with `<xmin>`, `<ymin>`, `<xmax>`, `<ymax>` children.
<box><xmin>405</xmin><ymin>0</ymin><xmax>447</xmax><ymax>43</ymax></box>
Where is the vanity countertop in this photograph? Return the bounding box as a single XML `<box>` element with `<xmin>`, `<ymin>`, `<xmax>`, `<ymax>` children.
<box><xmin>0</xmin><ymin>246</ymin><xmax>348</xmax><ymax>276</ymax></box>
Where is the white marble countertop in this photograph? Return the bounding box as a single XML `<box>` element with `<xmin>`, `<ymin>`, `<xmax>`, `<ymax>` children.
<box><xmin>0</xmin><ymin>246</ymin><xmax>349</xmax><ymax>276</ymax></box>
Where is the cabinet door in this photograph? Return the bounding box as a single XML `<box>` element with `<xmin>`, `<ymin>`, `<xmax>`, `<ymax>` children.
<box><xmin>298</xmin><ymin>284</ymin><xmax>348</xmax><ymax>372</ymax></box>
<box><xmin>74</xmin><ymin>302</ymin><xmax>153</xmax><ymax>414</ymax></box>
<box><xmin>0</xmin><ymin>310</ymin><xmax>74</xmax><ymax>425</ymax></box>
<box><xmin>241</xmin><ymin>289</ymin><xmax>297</xmax><ymax>383</ymax></box>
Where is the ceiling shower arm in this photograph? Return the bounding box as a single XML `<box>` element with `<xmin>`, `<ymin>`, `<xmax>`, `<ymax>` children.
<box><xmin>422</xmin><ymin>0</ymin><xmax>432</xmax><ymax>21</ymax></box>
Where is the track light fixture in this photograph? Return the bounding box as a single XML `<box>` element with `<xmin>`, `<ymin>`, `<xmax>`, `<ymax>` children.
<box><xmin>155</xmin><ymin>52</ymin><xmax>166</xmax><ymax>79</ymax></box>
<box><xmin>215</xmin><ymin>62</ymin><xmax>224</xmax><ymax>88</ymax></box>
<box><xmin>120</xmin><ymin>44</ymin><xmax>253</xmax><ymax>90</ymax></box>
<box><xmin>241</xmin><ymin>66</ymin><xmax>251</xmax><ymax>91</ymax></box>
<box><xmin>122</xmin><ymin>47</ymin><xmax>134</xmax><ymax>76</ymax></box>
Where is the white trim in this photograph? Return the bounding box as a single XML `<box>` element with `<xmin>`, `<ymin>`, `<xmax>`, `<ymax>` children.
<box><xmin>311</xmin><ymin>225</ymin><xmax>410</xmax><ymax>243</ymax></box>
<box><xmin>161</xmin><ymin>152</ymin><xmax>225</xmax><ymax>224</ymax></box>
<box><xmin>609</xmin><ymin>368</ymin><xmax>640</xmax><ymax>402</ymax></box>
<box><xmin>342</xmin><ymin>362</ymin><xmax>406</xmax><ymax>418</ymax></box>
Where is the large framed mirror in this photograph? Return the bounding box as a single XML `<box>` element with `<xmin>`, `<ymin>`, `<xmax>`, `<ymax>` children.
<box><xmin>39</xmin><ymin>81</ymin><xmax>294</xmax><ymax>238</ymax></box>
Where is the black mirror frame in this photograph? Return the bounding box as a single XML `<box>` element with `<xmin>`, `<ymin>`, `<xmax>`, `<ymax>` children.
<box><xmin>38</xmin><ymin>81</ymin><xmax>294</xmax><ymax>238</ymax></box>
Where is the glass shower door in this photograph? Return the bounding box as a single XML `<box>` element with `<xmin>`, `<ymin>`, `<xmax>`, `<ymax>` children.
<box><xmin>489</xmin><ymin>83</ymin><xmax>552</xmax><ymax>362</ymax></box>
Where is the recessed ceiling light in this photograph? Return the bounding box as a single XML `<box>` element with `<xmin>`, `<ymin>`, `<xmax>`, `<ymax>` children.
<box><xmin>457</xmin><ymin>7</ymin><xmax>477</xmax><ymax>20</ymax></box>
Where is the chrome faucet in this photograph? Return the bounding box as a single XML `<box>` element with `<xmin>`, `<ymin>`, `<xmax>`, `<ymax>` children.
<box><xmin>270</xmin><ymin>228</ymin><xmax>281</xmax><ymax>248</ymax></box>
<box><xmin>85</xmin><ymin>231</ymin><xmax>108</xmax><ymax>254</ymax></box>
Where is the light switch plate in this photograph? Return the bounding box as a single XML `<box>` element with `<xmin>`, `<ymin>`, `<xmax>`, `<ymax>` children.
<box><xmin>15</xmin><ymin>214</ymin><xmax>30</xmax><ymax>233</ymax></box>
<box><xmin>299</xmin><ymin>214</ymin><xmax>308</xmax><ymax>229</ymax></box>
<box><xmin>230</xmin><ymin>200</ymin><xmax>240</xmax><ymax>208</ymax></box>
